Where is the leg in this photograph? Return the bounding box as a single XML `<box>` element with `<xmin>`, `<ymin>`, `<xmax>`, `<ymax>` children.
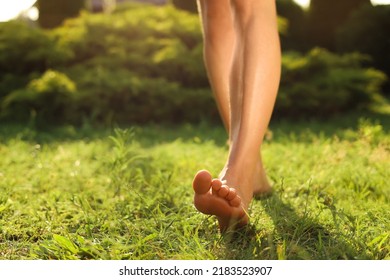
<box><xmin>194</xmin><ymin>0</ymin><xmax>248</xmax><ymax>231</ymax></box>
<box><xmin>197</xmin><ymin>0</ymin><xmax>272</xmax><ymax>195</ymax></box>
<box><xmin>197</xmin><ymin>0</ymin><xmax>234</xmax><ymax>132</ymax></box>
<box><xmin>223</xmin><ymin>0</ymin><xmax>281</xmax><ymax>203</ymax></box>
<box><xmin>193</xmin><ymin>0</ymin><xmax>281</xmax><ymax>231</ymax></box>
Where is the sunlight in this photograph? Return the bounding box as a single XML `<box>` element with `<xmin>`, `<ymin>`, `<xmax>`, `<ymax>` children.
<box><xmin>371</xmin><ymin>0</ymin><xmax>390</xmax><ymax>4</ymax></box>
<box><xmin>293</xmin><ymin>0</ymin><xmax>390</xmax><ymax>8</ymax></box>
<box><xmin>0</xmin><ymin>0</ymin><xmax>36</xmax><ymax>22</ymax></box>
<box><xmin>293</xmin><ymin>0</ymin><xmax>310</xmax><ymax>8</ymax></box>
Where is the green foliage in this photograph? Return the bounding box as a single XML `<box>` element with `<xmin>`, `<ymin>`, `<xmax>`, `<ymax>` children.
<box><xmin>336</xmin><ymin>4</ymin><xmax>390</xmax><ymax>93</ymax></box>
<box><xmin>2</xmin><ymin>70</ymin><xmax>76</xmax><ymax>125</ymax></box>
<box><xmin>65</xmin><ymin>66</ymin><xmax>214</xmax><ymax>124</ymax></box>
<box><xmin>277</xmin><ymin>48</ymin><xmax>387</xmax><ymax>117</ymax></box>
<box><xmin>48</xmin><ymin>4</ymin><xmax>213</xmax><ymax>124</ymax></box>
<box><xmin>0</xmin><ymin>3</ymin><xmax>388</xmax><ymax>125</ymax></box>
<box><xmin>51</xmin><ymin>4</ymin><xmax>205</xmax><ymax>85</ymax></box>
<box><xmin>0</xmin><ymin>21</ymin><xmax>64</xmax><ymax>99</ymax></box>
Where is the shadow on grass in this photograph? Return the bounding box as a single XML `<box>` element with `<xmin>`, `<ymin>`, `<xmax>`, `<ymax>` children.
<box><xmin>220</xmin><ymin>194</ymin><xmax>366</xmax><ymax>260</ymax></box>
<box><xmin>0</xmin><ymin>122</ymin><xmax>113</xmax><ymax>144</ymax></box>
<box><xmin>0</xmin><ymin>121</ymin><xmax>228</xmax><ymax>148</ymax></box>
<box><xmin>1</xmin><ymin>110</ymin><xmax>388</xmax><ymax>146</ymax></box>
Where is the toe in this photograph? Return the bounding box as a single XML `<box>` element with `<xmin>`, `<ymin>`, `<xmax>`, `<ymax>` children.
<box><xmin>217</xmin><ymin>185</ymin><xmax>229</xmax><ymax>198</ymax></box>
<box><xmin>211</xmin><ymin>179</ymin><xmax>222</xmax><ymax>191</ymax></box>
<box><xmin>193</xmin><ymin>170</ymin><xmax>212</xmax><ymax>194</ymax></box>
<box><xmin>225</xmin><ymin>188</ymin><xmax>237</xmax><ymax>201</ymax></box>
<box><xmin>229</xmin><ymin>196</ymin><xmax>241</xmax><ymax>207</ymax></box>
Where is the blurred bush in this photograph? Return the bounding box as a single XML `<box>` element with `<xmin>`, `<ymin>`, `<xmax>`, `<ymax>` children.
<box><xmin>2</xmin><ymin>70</ymin><xmax>76</xmax><ymax>125</ymax></box>
<box><xmin>65</xmin><ymin>66</ymin><xmax>215</xmax><ymax>124</ymax></box>
<box><xmin>50</xmin><ymin>3</ymin><xmax>215</xmax><ymax>124</ymax></box>
<box><xmin>0</xmin><ymin>21</ymin><xmax>65</xmax><ymax>100</ymax></box>
<box><xmin>0</xmin><ymin>3</ymin><xmax>387</xmax><ymax>126</ymax></box>
<box><xmin>277</xmin><ymin>48</ymin><xmax>387</xmax><ymax>117</ymax></box>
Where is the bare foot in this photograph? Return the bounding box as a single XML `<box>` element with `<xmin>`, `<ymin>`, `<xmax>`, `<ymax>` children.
<box><xmin>193</xmin><ymin>170</ymin><xmax>248</xmax><ymax>232</ymax></box>
<box><xmin>219</xmin><ymin>158</ymin><xmax>272</xmax><ymax>197</ymax></box>
<box><xmin>252</xmin><ymin>160</ymin><xmax>273</xmax><ymax>197</ymax></box>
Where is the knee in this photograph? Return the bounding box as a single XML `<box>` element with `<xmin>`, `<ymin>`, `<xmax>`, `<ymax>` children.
<box><xmin>201</xmin><ymin>0</ymin><xmax>228</xmax><ymax>21</ymax></box>
<box><xmin>201</xmin><ymin>2</ymin><xmax>234</xmax><ymax>42</ymax></box>
<box><xmin>230</xmin><ymin>0</ymin><xmax>258</xmax><ymax>27</ymax></box>
<box><xmin>230</xmin><ymin>0</ymin><xmax>251</xmax><ymax>15</ymax></box>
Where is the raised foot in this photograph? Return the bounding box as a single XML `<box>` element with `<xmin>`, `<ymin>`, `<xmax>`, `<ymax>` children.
<box><xmin>193</xmin><ymin>170</ymin><xmax>248</xmax><ymax>232</ymax></box>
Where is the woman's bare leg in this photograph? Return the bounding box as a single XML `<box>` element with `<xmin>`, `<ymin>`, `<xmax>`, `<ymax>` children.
<box><xmin>197</xmin><ymin>0</ymin><xmax>272</xmax><ymax>195</ymax></box>
<box><xmin>194</xmin><ymin>0</ymin><xmax>247</xmax><ymax>231</ymax></box>
<box><xmin>197</xmin><ymin>0</ymin><xmax>234</xmax><ymax>131</ymax></box>
<box><xmin>193</xmin><ymin>0</ymin><xmax>281</xmax><ymax>231</ymax></box>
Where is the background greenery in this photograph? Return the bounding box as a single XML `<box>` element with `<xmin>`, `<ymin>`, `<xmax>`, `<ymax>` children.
<box><xmin>0</xmin><ymin>1</ymin><xmax>389</xmax><ymax>126</ymax></box>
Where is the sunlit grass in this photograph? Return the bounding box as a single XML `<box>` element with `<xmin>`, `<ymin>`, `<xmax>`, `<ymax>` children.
<box><xmin>0</xmin><ymin>114</ymin><xmax>389</xmax><ymax>259</ymax></box>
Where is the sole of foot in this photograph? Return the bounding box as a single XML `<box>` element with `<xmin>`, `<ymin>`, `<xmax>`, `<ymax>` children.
<box><xmin>193</xmin><ymin>170</ymin><xmax>249</xmax><ymax>232</ymax></box>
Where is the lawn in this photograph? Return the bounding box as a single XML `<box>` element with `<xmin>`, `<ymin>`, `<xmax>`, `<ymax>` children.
<box><xmin>0</xmin><ymin>112</ymin><xmax>389</xmax><ymax>260</ymax></box>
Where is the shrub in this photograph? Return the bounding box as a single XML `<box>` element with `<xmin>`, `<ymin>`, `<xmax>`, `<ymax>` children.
<box><xmin>0</xmin><ymin>21</ymin><xmax>66</xmax><ymax>100</ymax></box>
<box><xmin>64</xmin><ymin>65</ymin><xmax>215</xmax><ymax>125</ymax></box>
<box><xmin>2</xmin><ymin>70</ymin><xmax>77</xmax><ymax>125</ymax></box>
<box><xmin>0</xmin><ymin>3</ymin><xmax>387</xmax><ymax>126</ymax></box>
<box><xmin>51</xmin><ymin>4</ymin><xmax>206</xmax><ymax>87</ymax></box>
<box><xmin>276</xmin><ymin>48</ymin><xmax>387</xmax><ymax>117</ymax></box>
<box><xmin>48</xmin><ymin>4</ymin><xmax>213</xmax><ymax>124</ymax></box>
<box><xmin>0</xmin><ymin>21</ymin><xmax>63</xmax><ymax>75</ymax></box>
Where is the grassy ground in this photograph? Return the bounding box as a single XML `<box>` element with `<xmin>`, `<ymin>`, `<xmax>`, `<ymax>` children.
<box><xmin>0</xmin><ymin>112</ymin><xmax>389</xmax><ymax>260</ymax></box>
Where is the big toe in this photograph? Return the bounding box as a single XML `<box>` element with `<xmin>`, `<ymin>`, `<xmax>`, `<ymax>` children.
<box><xmin>193</xmin><ymin>170</ymin><xmax>213</xmax><ymax>194</ymax></box>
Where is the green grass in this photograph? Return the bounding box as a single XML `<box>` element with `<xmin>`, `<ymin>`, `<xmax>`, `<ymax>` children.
<box><xmin>0</xmin><ymin>113</ymin><xmax>389</xmax><ymax>260</ymax></box>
